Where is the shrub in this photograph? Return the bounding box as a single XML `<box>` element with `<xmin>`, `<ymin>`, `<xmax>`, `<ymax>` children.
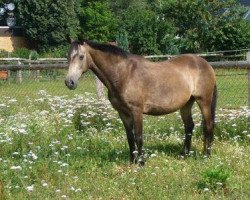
<box><xmin>0</xmin><ymin>49</ymin><xmax>9</xmax><ymax>58</ymax></box>
<box><xmin>29</xmin><ymin>50</ymin><xmax>39</xmax><ymax>60</ymax></box>
<box><xmin>40</xmin><ymin>45</ymin><xmax>69</xmax><ymax>58</ymax></box>
<box><xmin>11</xmin><ymin>48</ymin><xmax>30</xmax><ymax>59</ymax></box>
<box><xmin>197</xmin><ymin>166</ymin><xmax>231</xmax><ymax>192</ymax></box>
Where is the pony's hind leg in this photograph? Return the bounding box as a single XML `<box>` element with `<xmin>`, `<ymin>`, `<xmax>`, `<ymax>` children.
<box><xmin>180</xmin><ymin>98</ymin><xmax>195</xmax><ymax>157</ymax></box>
<box><xmin>196</xmin><ymin>99</ymin><xmax>215</xmax><ymax>157</ymax></box>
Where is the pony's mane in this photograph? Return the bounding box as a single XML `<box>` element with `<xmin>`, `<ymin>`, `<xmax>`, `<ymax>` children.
<box><xmin>72</xmin><ymin>40</ymin><xmax>129</xmax><ymax>58</ymax></box>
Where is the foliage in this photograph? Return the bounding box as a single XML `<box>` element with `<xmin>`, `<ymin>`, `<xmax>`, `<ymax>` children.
<box><xmin>29</xmin><ymin>50</ymin><xmax>39</xmax><ymax>60</ymax></box>
<box><xmin>162</xmin><ymin>0</ymin><xmax>250</xmax><ymax>52</ymax></box>
<box><xmin>16</xmin><ymin>0</ymin><xmax>80</xmax><ymax>50</ymax></box>
<box><xmin>116</xmin><ymin>2</ymin><xmax>177</xmax><ymax>55</ymax></box>
<box><xmin>8</xmin><ymin>0</ymin><xmax>250</xmax><ymax>54</ymax></box>
<box><xmin>0</xmin><ymin>49</ymin><xmax>8</xmax><ymax>58</ymax></box>
<box><xmin>78</xmin><ymin>1</ymin><xmax>118</xmax><ymax>42</ymax></box>
<box><xmin>11</xmin><ymin>48</ymin><xmax>31</xmax><ymax>59</ymax></box>
<box><xmin>197</xmin><ymin>166</ymin><xmax>231</xmax><ymax>191</ymax></box>
<box><xmin>40</xmin><ymin>45</ymin><xmax>69</xmax><ymax>58</ymax></box>
<box><xmin>116</xmin><ymin>31</ymin><xmax>129</xmax><ymax>52</ymax></box>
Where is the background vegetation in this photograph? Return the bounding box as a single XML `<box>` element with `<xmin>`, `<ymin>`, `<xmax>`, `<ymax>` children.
<box><xmin>7</xmin><ymin>0</ymin><xmax>250</xmax><ymax>55</ymax></box>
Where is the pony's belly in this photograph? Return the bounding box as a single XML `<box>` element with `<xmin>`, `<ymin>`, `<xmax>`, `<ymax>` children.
<box><xmin>143</xmin><ymin>103</ymin><xmax>179</xmax><ymax>115</ymax></box>
<box><xmin>143</xmin><ymin>95</ymin><xmax>190</xmax><ymax>115</ymax></box>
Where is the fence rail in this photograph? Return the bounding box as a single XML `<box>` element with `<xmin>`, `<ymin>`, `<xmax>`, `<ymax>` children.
<box><xmin>0</xmin><ymin>57</ymin><xmax>250</xmax><ymax>71</ymax></box>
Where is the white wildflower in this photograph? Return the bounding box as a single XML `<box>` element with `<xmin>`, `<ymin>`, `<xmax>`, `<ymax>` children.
<box><xmin>150</xmin><ymin>153</ymin><xmax>157</xmax><ymax>158</ymax></box>
<box><xmin>10</xmin><ymin>166</ymin><xmax>22</xmax><ymax>171</ymax></box>
<box><xmin>26</xmin><ymin>185</ymin><xmax>34</xmax><ymax>192</ymax></box>
<box><xmin>75</xmin><ymin>188</ymin><xmax>82</xmax><ymax>192</ymax></box>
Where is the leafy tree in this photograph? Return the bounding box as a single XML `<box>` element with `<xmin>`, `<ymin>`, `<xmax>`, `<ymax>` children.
<box><xmin>113</xmin><ymin>0</ymin><xmax>177</xmax><ymax>55</ymax></box>
<box><xmin>163</xmin><ymin>0</ymin><xmax>250</xmax><ymax>52</ymax></box>
<box><xmin>16</xmin><ymin>0</ymin><xmax>80</xmax><ymax>50</ymax></box>
<box><xmin>9</xmin><ymin>0</ymin><xmax>249</xmax><ymax>55</ymax></box>
<box><xmin>78</xmin><ymin>1</ymin><xmax>118</xmax><ymax>42</ymax></box>
<box><xmin>116</xmin><ymin>31</ymin><xmax>129</xmax><ymax>51</ymax></box>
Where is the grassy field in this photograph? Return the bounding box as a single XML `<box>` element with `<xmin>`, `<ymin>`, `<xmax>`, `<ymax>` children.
<box><xmin>0</xmin><ymin>70</ymin><xmax>249</xmax><ymax>199</ymax></box>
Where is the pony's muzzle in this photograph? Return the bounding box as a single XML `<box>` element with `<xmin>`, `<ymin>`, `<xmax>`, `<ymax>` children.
<box><xmin>65</xmin><ymin>78</ymin><xmax>77</xmax><ymax>90</ymax></box>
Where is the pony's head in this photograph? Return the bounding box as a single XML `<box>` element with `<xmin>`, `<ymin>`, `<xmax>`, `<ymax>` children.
<box><xmin>65</xmin><ymin>41</ymin><xmax>90</xmax><ymax>90</ymax></box>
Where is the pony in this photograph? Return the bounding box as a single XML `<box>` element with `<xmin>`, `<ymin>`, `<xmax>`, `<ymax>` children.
<box><xmin>65</xmin><ymin>40</ymin><xmax>217</xmax><ymax>165</ymax></box>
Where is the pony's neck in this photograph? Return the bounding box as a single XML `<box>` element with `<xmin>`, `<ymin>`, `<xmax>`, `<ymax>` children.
<box><xmin>89</xmin><ymin>49</ymin><xmax>128</xmax><ymax>92</ymax></box>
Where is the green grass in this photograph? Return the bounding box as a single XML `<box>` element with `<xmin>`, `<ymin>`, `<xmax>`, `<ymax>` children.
<box><xmin>0</xmin><ymin>69</ymin><xmax>249</xmax><ymax>199</ymax></box>
<box><xmin>215</xmin><ymin>68</ymin><xmax>248</xmax><ymax>108</ymax></box>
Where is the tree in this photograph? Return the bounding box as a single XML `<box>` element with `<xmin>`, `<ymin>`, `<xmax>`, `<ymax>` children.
<box><xmin>78</xmin><ymin>1</ymin><xmax>118</xmax><ymax>42</ymax></box>
<box><xmin>16</xmin><ymin>0</ymin><xmax>80</xmax><ymax>50</ymax></box>
<box><xmin>116</xmin><ymin>31</ymin><xmax>129</xmax><ymax>51</ymax></box>
<box><xmin>163</xmin><ymin>0</ymin><xmax>250</xmax><ymax>52</ymax></box>
<box><xmin>112</xmin><ymin>0</ymin><xmax>177</xmax><ymax>55</ymax></box>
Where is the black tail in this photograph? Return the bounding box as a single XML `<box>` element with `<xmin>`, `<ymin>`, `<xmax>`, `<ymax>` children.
<box><xmin>211</xmin><ymin>84</ymin><xmax>217</xmax><ymax>124</ymax></box>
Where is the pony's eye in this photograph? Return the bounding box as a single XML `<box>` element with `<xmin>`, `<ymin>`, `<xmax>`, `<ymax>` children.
<box><xmin>79</xmin><ymin>55</ymin><xmax>84</xmax><ymax>60</ymax></box>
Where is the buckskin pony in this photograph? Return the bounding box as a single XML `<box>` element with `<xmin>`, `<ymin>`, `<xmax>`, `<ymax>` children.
<box><xmin>65</xmin><ymin>40</ymin><xmax>217</xmax><ymax>166</ymax></box>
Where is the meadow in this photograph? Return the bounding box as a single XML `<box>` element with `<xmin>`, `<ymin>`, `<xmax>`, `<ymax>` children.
<box><xmin>0</xmin><ymin>70</ymin><xmax>249</xmax><ymax>199</ymax></box>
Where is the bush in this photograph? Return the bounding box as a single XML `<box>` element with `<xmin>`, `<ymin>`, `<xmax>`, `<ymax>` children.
<box><xmin>0</xmin><ymin>49</ymin><xmax>9</xmax><ymax>58</ymax></box>
<box><xmin>197</xmin><ymin>166</ymin><xmax>231</xmax><ymax>192</ymax></box>
<box><xmin>40</xmin><ymin>45</ymin><xmax>69</xmax><ymax>58</ymax></box>
<box><xmin>29</xmin><ymin>50</ymin><xmax>39</xmax><ymax>60</ymax></box>
<box><xmin>11</xmin><ymin>48</ymin><xmax>31</xmax><ymax>59</ymax></box>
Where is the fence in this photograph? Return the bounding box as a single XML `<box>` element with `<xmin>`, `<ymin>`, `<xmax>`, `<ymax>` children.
<box><xmin>0</xmin><ymin>53</ymin><xmax>249</xmax><ymax>109</ymax></box>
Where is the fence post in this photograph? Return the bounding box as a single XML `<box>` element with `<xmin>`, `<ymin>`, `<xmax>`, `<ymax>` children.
<box><xmin>7</xmin><ymin>70</ymin><xmax>11</xmax><ymax>83</ymax></box>
<box><xmin>247</xmin><ymin>51</ymin><xmax>250</xmax><ymax>109</ymax></box>
<box><xmin>16</xmin><ymin>60</ymin><xmax>22</xmax><ymax>84</ymax></box>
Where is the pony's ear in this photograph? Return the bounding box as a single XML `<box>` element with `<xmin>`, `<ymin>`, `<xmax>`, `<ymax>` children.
<box><xmin>66</xmin><ymin>35</ymin><xmax>74</xmax><ymax>44</ymax></box>
<box><xmin>77</xmin><ymin>34</ymin><xmax>85</xmax><ymax>42</ymax></box>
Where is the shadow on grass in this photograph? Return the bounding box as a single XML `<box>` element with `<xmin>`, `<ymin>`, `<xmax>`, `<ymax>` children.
<box><xmin>146</xmin><ymin>142</ymin><xmax>207</xmax><ymax>162</ymax></box>
<box><xmin>71</xmin><ymin>139</ymin><xmax>202</xmax><ymax>165</ymax></box>
<box><xmin>146</xmin><ymin>142</ymin><xmax>184</xmax><ymax>158</ymax></box>
<box><xmin>103</xmin><ymin>143</ymin><xmax>184</xmax><ymax>163</ymax></box>
<box><xmin>105</xmin><ymin>142</ymin><xmax>201</xmax><ymax>163</ymax></box>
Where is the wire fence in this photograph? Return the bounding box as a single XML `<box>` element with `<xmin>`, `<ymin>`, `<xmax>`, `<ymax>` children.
<box><xmin>0</xmin><ymin>55</ymin><xmax>249</xmax><ymax>111</ymax></box>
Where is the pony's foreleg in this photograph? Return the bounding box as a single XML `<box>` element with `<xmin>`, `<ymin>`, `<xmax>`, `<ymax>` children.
<box><xmin>119</xmin><ymin>112</ymin><xmax>136</xmax><ymax>163</ymax></box>
<box><xmin>132</xmin><ymin>109</ymin><xmax>144</xmax><ymax>166</ymax></box>
<box><xmin>180</xmin><ymin>99</ymin><xmax>195</xmax><ymax>157</ymax></box>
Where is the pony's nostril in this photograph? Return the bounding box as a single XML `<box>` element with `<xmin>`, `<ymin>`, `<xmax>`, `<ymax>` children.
<box><xmin>65</xmin><ymin>78</ymin><xmax>77</xmax><ymax>90</ymax></box>
<box><xmin>70</xmin><ymin>79</ymin><xmax>74</xmax><ymax>86</ymax></box>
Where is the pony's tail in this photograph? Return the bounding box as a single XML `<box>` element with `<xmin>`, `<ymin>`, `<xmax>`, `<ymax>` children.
<box><xmin>211</xmin><ymin>84</ymin><xmax>217</xmax><ymax>124</ymax></box>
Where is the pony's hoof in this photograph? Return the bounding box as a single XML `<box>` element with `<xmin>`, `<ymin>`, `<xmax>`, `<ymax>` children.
<box><xmin>138</xmin><ymin>160</ymin><xmax>145</xmax><ymax>167</ymax></box>
<box><xmin>137</xmin><ymin>156</ymin><xmax>145</xmax><ymax>167</ymax></box>
<box><xmin>180</xmin><ymin>151</ymin><xmax>189</xmax><ymax>159</ymax></box>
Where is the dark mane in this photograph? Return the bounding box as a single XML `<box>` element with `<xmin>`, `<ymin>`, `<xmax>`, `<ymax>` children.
<box><xmin>73</xmin><ymin>40</ymin><xmax>129</xmax><ymax>58</ymax></box>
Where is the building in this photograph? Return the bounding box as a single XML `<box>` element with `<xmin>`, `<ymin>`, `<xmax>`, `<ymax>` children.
<box><xmin>0</xmin><ymin>26</ymin><xmax>28</xmax><ymax>52</ymax></box>
<box><xmin>0</xmin><ymin>2</ymin><xmax>28</xmax><ymax>52</ymax></box>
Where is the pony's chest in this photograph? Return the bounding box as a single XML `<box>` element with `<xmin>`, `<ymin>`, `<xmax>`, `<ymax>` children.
<box><xmin>108</xmin><ymin>93</ymin><xmax>129</xmax><ymax>113</ymax></box>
